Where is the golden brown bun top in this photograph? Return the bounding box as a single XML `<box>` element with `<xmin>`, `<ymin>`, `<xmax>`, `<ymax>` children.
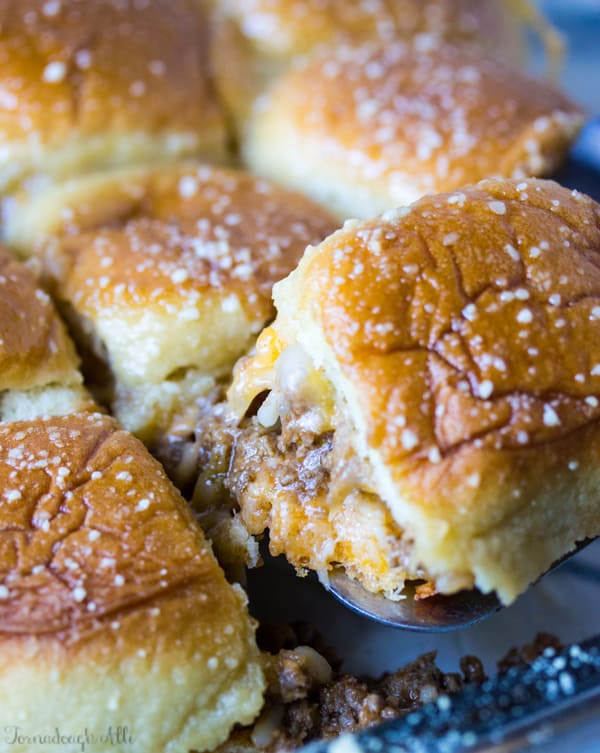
<box><xmin>0</xmin><ymin>245</ymin><xmax>81</xmax><ymax>391</ymax></box>
<box><xmin>252</xmin><ymin>41</ymin><xmax>582</xmax><ymax>198</ymax></box>
<box><xmin>217</xmin><ymin>0</ymin><xmax>521</xmax><ymax>58</ymax></box>
<box><xmin>0</xmin><ymin>0</ymin><xmax>218</xmax><ymax>143</ymax></box>
<box><xmin>255</xmin><ymin>179</ymin><xmax>600</xmax><ymax>477</ymax></box>
<box><xmin>0</xmin><ymin>411</ymin><xmax>231</xmax><ymax>637</ymax></box>
<box><xmin>41</xmin><ymin>163</ymin><xmax>338</xmax><ymax>324</ymax></box>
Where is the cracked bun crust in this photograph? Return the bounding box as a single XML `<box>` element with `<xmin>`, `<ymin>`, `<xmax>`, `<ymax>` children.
<box><xmin>15</xmin><ymin>163</ymin><xmax>337</xmax><ymax>457</ymax></box>
<box><xmin>0</xmin><ymin>0</ymin><xmax>225</xmax><ymax>196</ymax></box>
<box><xmin>244</xmin><ymin>41</ymin><xmax>583</xmax><ymax>219</ymax></box>
<box><xmin>229</xmin><ymin>178</ymin><xmax>600</xmax><ymax>604</ymax></box>
<box><xmin>0</xmin><ymin>245</ymin><xmax>91</xmax><ymax>421</ymax></box>
<box><xmin>0</xmin><ymin>412</ymin><xmax>264</xmax><ymax>753</ymax></box>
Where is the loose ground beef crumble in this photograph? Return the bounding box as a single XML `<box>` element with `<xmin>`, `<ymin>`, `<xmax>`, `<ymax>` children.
<box><xmin>213</xmin><ymin>624</ymin><xmax>561</xmax><ymax>753</ymax></box>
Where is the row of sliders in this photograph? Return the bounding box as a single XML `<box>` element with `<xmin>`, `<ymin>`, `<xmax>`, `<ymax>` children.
<box><xmin>0</xmin><ymin>1</ymin><xmax>596</xmax><ymax>752</ymax></box>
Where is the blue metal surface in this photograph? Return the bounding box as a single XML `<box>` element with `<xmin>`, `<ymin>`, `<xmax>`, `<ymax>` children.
<box><xmin>534</xmin><ymin>1</ymin><xmax>600</xmax><ymax>115</ymax></box>
<box><xmin>555</xmin><ymin>119</ymin><xmax>600</xmax><ymax>200</ymax></box>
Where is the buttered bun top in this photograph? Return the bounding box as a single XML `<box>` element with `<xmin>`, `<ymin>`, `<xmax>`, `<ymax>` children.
<box><xmin>215</xmin><ymin>0</ymin><xmax>523</xmax><ymax>57</ymax></box>
<box><xmin>0</xmin><ymin>245</ymin><xmax>91</xmax><ymax>421</ymax></box>
<box><xmin>16</xmin><ymin>163</ymin><xmax>337</xmax><ymax>454</ymax></box>
<box><xmin>244</xmin><ymin>41</ymin><xmax>583</xmax><ymax>219</ymax></box>
<box><xmin>229</xmin><ymin>179</ymin><xmax>600</xmax><ymax>603</ymax></box>
<box><xmin>0</xmin><ymin>412</ymin><xmax>264</xmax><ymax>753</ymax></box>
<box><xmin>211</xmin><ymin>0</ymin><xmax>529</xmax><ymax>127</ymax></box>
<box><xmin>0</xmin><ymin>0</ymin><xmax>225</xmax><ymax>194</ymax></box>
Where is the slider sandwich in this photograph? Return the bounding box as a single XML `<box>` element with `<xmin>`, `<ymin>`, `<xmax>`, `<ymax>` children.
<box><xmin>0</xmin><ymin>245</ymin><xmax>91</xmax><ymax>419</ymax></box>
<box><xmin>10</xmin><ymin>164</ymin><xmax>337</xmax><ymax>500</ymax></box>
<box><xmin>0</xmin><ymin>0</ymin><xmax>225</xmax><ymax>203</ymax></box>
<box><xmin>0</xmin><ymin>413</ymin><xmax>265</xmax><ymax>753</ymax></box>
<box><xmin>211</xmin><ymin>0</ymin><xmax>533</xmax><ymax>130</ymax></box>
<box><xmin>243</xmin><ymin>40</ymin><xmax>582</xmax><ymax>219</ymax></box>
<box><xmin>195</xmin><ymin>178</ymin><xmax>600</xmax><ymax>605</ymax></box>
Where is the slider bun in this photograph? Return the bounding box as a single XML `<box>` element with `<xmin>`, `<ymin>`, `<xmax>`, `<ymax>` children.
<box><xmin>212</xmin><ymin>0</ymin><xmax>527</xmax><ymax>125</ymax></box>
<box><xmin>0</xmin><ymin>245</ymin><xmax>91</xmax><ymax>420</ymax></box>
<box><xmin>243</xmin><ymin>41</ymin><xmax>583</xmax><ymax>219</ymax></box>
<box><xmin>0</xmin><ymin>412</ymin><xmax>264</xmax><ymax>753</ymax></box>
<box><xmin>231</xmin><ymin>178</ymin><xmax>600</xmax><ymax>603</ymax></box>
<box><xmin>0</xmin><ymin>0</ymin><xmax>225</xmax><ymax>196</ymax></box>
<box><xmin>17</xmin><ymin>163</ymin><xmax>337</xmax><ymax>446</ymax></box>
<box><xmin>215</xmin><ymin>0</ymin><xmax>524</xmax><ymax>58</ymax></box>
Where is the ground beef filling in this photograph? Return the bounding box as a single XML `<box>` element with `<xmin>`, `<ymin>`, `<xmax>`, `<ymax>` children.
<box><xmin>216</xmin><ymin>625</ymin><xmax>562</xmax><ymax>753</ymax></box>
<box><xmin>190</xmin><ymin>392</ymin><xmax>425</xmax><ymax>596</ymax></box>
